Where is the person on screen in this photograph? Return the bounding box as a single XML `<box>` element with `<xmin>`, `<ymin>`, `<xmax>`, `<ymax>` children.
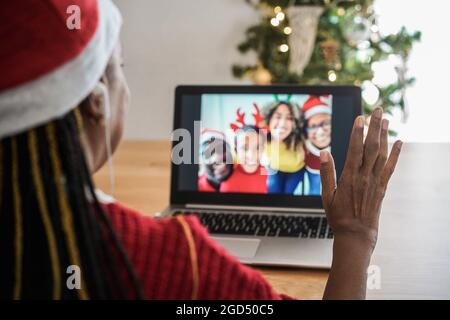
<box><xmin>264</xmin><ymin>101</ymin><xmax>306</xmax><ymax>194</ymax></box>
<box><xmin>0</xmin><ymin>0</ymin><xmax>403</xmax><ymax>300</ymax></box>
<box><xmin>220</xmin><ymin>125</ymin><xmax>268</xmax><ymax>193</ymax></box>
<box><xmin>198</xmin><ymin>131</ymin><xmax>234</xmax><ymax>192</ymax></box>
<box><xmin>301</xmin><ymin>96</ymin><xmax>332</xmax><ymax>196</ymax></box>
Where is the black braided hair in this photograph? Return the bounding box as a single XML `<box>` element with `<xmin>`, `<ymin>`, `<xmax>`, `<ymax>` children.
<box><xmin>0</xmin><ymin>107</ymin><xmax>143</xmax><ymax>300</ymax></box>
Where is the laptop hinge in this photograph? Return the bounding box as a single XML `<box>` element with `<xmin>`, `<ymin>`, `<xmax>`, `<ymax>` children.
<box><xmin>185</xmin><ymin>203</ymin><xmax>325</xmax><ymax>214</ymax></box>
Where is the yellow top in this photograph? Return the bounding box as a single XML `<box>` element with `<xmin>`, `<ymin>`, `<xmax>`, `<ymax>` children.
<box><xmin>264</xmin><ymin>141</ymin><xmax>305</xmax><ymax>173</ymax></box>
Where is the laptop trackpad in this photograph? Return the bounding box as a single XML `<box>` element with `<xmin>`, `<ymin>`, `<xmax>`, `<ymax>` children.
<box><xmin>212</xmin><ymin>237</ymin><xmax>260</xmax><ymax>259</ymax></box>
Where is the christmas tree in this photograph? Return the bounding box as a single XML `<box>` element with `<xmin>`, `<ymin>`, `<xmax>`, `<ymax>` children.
<box><xmin>233</xmin><ymin>0</ymin><xmax>421</xmax><ymax>127</ymax></box>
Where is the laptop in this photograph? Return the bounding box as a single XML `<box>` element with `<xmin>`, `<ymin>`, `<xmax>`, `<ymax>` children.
<box><xmin>162</xmin><ymin>85</ymin><xmax>362</xmax><ymax>268</ymax></box>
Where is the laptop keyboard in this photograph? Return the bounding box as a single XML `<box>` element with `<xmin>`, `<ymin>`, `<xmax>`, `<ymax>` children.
<box><xmin>174</xmin><ymin>211</ymin><xmax>334</xmax><ymax>239</ymax></box>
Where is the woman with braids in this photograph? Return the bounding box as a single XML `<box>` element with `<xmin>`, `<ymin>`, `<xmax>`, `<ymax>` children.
<box><xmin>0</xmin><ymin>0</ymin><xmax>403</xmax><ymax>300</ymax></box>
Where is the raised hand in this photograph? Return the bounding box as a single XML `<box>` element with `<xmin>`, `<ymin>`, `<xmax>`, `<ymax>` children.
<box><xmin>320</xmin><ymin>107</ymin><xmax>402</xmax><ymax>247</ymax></box>
<box><xmin>321</xmin><ymin>107</ymin><xmax>403</xmax><ymax>300</ymax></box>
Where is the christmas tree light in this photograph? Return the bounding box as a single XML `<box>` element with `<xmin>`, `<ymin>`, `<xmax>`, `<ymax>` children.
<box><xmin>232</xmin><ymin>0</ymin><xmax>421</xmax><ymax>132</ymax></box>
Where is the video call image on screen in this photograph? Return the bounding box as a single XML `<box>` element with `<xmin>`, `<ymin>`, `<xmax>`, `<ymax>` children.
<box><xmin>198</xmin><ymin>94</ymin><xmax>332</xmax><ymax>196</ymax></box>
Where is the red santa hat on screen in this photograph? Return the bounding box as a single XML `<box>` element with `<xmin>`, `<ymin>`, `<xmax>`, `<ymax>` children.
<box><xmin>201</xmin><ymin>129</ymin><xmax>227</xmax><ymax>144</ymax></box>
<box><xmin>302</xmin><ymin>95</ymin><xmax>332</xmax><ymax>120</ymax></box>
<box><xmin>0</xmin><ymin>0</ymin><xmax>122</xmax><ymax>139</ymax></box>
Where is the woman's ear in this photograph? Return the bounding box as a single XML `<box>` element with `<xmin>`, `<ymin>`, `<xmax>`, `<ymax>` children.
<box><xmin>80</xmin><ymin>79</ymin><xmax>108</xmax><ymax>125</ymax></box>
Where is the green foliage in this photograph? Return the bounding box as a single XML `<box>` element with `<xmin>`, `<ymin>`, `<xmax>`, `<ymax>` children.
<box><xmin>234</xmin><ymin>0</ymin><xmax>421</xmax><ymax>121</ymax></box>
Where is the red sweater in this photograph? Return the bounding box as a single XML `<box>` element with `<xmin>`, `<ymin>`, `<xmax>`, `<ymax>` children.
<box><xmin>220</xmin><ymin>165</ymin><xmax>268</xmax><ymax>194</ymax></box>
<box><xmin>103</xmin><ymin>201</ymin><xmax>291</xmax><ymax>300</ymax></box>
<box><xmin>198</xmin><ymin>174</ymin><xmax>216</xmax><ymax>192</ymax></box>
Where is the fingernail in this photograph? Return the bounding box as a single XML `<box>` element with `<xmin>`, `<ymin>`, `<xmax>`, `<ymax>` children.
<box><xmin>374</xmin><ymin>107</ymin><xmax>383</xmax><ymax>119</ymax></box>
<box><xmin>357</xmin><ymin>116</ymin><xmax>364</xmax><ymax>128</ymax></box>
<box><xmin>397</xmin><ymin>140</ymin><xmax>403</xmax><ymax>150</ymax></box>
<box><xmin>320</xmin><ymin>150</ymin><xmax>329</xmax><ymax>163</ymax></box>
<box><xmin>382</xmin><ymin>119</ymin><xmax>389</xmax><ymax>130</ymax></box>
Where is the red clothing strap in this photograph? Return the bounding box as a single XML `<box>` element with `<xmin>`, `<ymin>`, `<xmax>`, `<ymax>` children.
<box><xmin>103</xmin><ymin>201</ymin><xmax>292</xmax><ymax>300</ymax></box>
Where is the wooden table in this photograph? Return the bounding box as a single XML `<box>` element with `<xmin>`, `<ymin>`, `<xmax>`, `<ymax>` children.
<box><xmin>94</xmin><ymin>141</ymin><xmax>450</xmax><ymax>299</ymax></box>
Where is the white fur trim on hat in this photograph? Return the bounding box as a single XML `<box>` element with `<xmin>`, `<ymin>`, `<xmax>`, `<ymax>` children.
<box><xmin>0</xmin><ymin>0</ymin><xmax>122</xmax><ymax>139</ymax></box>
<box><xmin>304</xmin><ymin>105</ymin><xmax>331</xmax><ymax>120</ymax></box>
<box><xmin>305</xmin><ymin>139</ymin><xmax>331</xmax><ymax>157</ymax></box>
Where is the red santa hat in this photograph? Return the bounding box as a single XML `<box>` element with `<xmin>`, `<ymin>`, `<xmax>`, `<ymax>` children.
<box><xmin>302</xmin><ymin>95</ymin><xmax>332</xmax><ymax>120</ymax></box>
<box><xmin>200</xmin><ymin>129</ymin><xmax>227</xmax><ymax>144</ymax></box>
<box><xmin>0</xmin><ymin>0</ymin><xmax>122</xmax><ymax>139</ymax></box>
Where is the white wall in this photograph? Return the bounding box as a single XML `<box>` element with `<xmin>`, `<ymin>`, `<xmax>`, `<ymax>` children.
<box><xmin>116</xmin><ymin>0</ymin><xmax>450</xmax><ymax>142</ymax></box>
<box><xmin>114</xmin><ymin>0</ymin><xmax>258</xmax><ymax>140</ymax></box>
<box><xmin>374</xmin><ymin>0</ymin><xmax>450</xmax><ymax>142</ymax></box>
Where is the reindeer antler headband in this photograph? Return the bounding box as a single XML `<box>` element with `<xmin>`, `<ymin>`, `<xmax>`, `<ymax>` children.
<box><xmin>230</xmin><ymin>103</ymin><xmax>268</xmax><ymax>133</ymax></box>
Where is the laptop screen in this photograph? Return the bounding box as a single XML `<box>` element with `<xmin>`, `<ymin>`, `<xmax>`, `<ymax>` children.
<box><xmin>171</xmin><ymin>86</ymin><xmax>361</xmax><ymax>209</ymax></box>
